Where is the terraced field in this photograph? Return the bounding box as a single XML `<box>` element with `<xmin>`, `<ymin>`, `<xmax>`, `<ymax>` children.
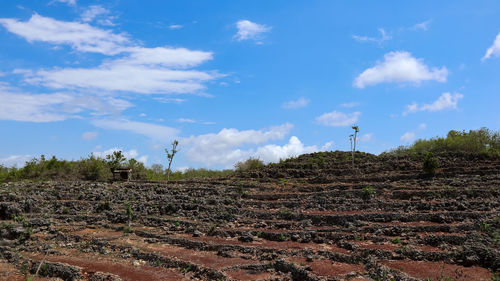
<box><xmin>0</xmin><ymin>152</ymin><xmax>499</xmax><ymax>280</ymax></box>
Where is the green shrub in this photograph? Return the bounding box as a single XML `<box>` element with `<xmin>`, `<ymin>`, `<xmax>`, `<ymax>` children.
<box><xmin>361</xmin><ymin>186</ymin><xmax>375</xmax><ymax>198</ymax></box>
<box><xmin>235</xmin><ymin>158</ymin><xmax>265</xmax><ymax>172</ymax></box>
<box><xmin>423</xmin><ymin>152</ymin><xmax>438</xmax><ymax>175</ymax></box>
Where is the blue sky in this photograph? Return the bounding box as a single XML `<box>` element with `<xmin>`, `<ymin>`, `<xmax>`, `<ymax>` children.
<box><xmin>1</xmin><ymin>0</ymin><xmax>500</xmax><ymax>170</ymax></box>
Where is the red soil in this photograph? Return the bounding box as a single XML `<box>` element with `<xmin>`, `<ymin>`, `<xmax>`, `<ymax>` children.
<box><xmin>383</xmin><ymin>260</ymin><xmax>492</xmax><ymax>281</ymax></box>
<box><xmin>288</xmin><ymin>257</ymin><xmax>365</xmax><ymax>277</ymax></box>
<box><xmin>26</xmin><ymin>251</ymin><xmax>189</xmax><ymax>281</ymax></box>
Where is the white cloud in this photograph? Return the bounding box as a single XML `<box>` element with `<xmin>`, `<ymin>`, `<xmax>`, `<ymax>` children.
<box><xmin>253</xmin><ymin>136</ymin><xmax>320</xmax><ymax>163</ymax></box>
<box><xmin>400</xmin><ymin>132</ymin><xmax>416</xmax><ymax>143</ymax></box>
<box><xmin>0</xmin><ymin>15</ymin><xmax>218</xmax><ymax>95</ymax></box>
<box><xmin>121</xmin><ymin>47</ymin><xmax>213</xmax><ymax>68</ymax></box>
<box><xmin>181</xmin><ymin>123</ymin><xmax>329</xmax><ymax>167</ymax></box>
<box><xmin>234</xmin><ymin>20</ymin><xmax>271</xmax><ymax>42</ymax></box>
<box><xmin>316</xmin><ymin>111</ymin><xmax>360</xmax><ymax>127</ymax></box>
<box><xmin>81</xmin><ymin>5</ymin><xmax>108</xmax><ymax>22</ymax></box>
<box><xmin>154</xmin><ymin>97</ymin><xmax>187</xmax><ymax>104</ymax></box>
<box><xmin>322</xmin><ymin>141</ymin><xmax>334</xmax><ymax>150</ymax></box>
<box><xmin>82</xmin><ymin>131</ymin><xmax>98</xmax><ymax>140</ymax></box>
<box><xmin>177</xmin><ymin>118</ymin><xmax>196</xmax><ymax>123</ymax></box>
<box><xmin>412</xmin><ymin>20</ymin><xmax>432</xmax><ymax>31</ymax></box>
<box><xmin>354</xmin><ymin>51</ymin><xmax>448</xmax><ymax>88</ymax></box>
<box><xmin>23</xmin><ymin>63</ymin><xmax>216</xmax><ymax>95</ymax></box>
<box><xmin>352</xmin><ymin>28</ymin><xmax>391</xmax><ymax>44</ymax></box>
<box><xmin>0</xmin><ymin>84</ymin><xmax>133</xmax><ymax>122</ymax></box>
<box><xmin>92</xmin><ymin>148</ymin><xmax>147</xmax><ymax>164</ymax></box>
<box><xmin>403</xmin><ymin>92</ymin><xmax>464</xmax><ymax>115</ymax></box>
<box><xmin>92</xmin><ymin>118</ymin><xmax>179</xmax><ymax>142</ymax></box>
<box><xmin>0</xmin><ymin>14</ymin><xmax>129</xmax><ymax>55</ymax></box>
<box><xmin>483</xmin><ymin>32</ymin><xmax>500</xmax><ymax>60</ymax></box>
<box><xmin>182</xmin><ymin>124</ymin><xmax>293</xmax><ymax>167</ymax></box>
<box><xmin>400</xmin><ymin>123</ymin><xmax>426</xmax><ymax>144</ymax></box>
<box><xmin>282</xmin><ymin>97</ymin><xmax>310</xmax><ymax>109</ymax></box>
<box><xmin>340</xmin><ymin>102</ymin><xmax>360</xmax><ymax>108</ymax></box>
<box><xmin>358</xmin><ymin>133</ymin><xmax>373</xmax><ymax>142</ymax></box>
<box><xmin>50</xmin><ymin>0</ymin><xmax>76</xmax><ymax>6</ymax></box>
<box><xmin>0</xmin><ymin>155</ymin><xmax>32</xmax><ymax>167</ymax></box>
<box><xmin>169</xmin><ymin>24</ymin><xmax>183</xmax><ymax>30</ymax></box>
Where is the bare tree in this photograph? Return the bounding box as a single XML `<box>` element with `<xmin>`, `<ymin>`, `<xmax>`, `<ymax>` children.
<box><xmin>165</xmin><ymin>140</ymin><xmax>179</xmax><ymax>183</ymax></box>
<box><xmin>351</xmin><ymin>126</ymin><xmax>359</xmax><ymax>168</ymax></box>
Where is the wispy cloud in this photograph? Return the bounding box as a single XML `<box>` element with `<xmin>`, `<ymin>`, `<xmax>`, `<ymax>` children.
<box><xmin>403</xmin><ymin>92</ymin><xmax>464</xmax><ymax>115</ymax></box>
<box><xmin>316</xmin><ymin>111</ymin><xmax>360</xmax><ymax>127</ymax></box>
<box><xmin>169</xmin><ymin>24</ymin><xmax>183</xmax><ymax>30</ymax></box>
<box><xmin>92</xmin><ymin>118</ymin><xmax>179</xmax><ymax>142</ymax></box>
<box><xmin>0</xmin><ymin>83</ymin><xmax>132</xmax><ymax>122</ymax></box>
<box><xmin>234</xmin><ymin>20</ymin><xmax>271</xmax><ymax>42</ymax></box>
<box><xmin>483</xmin><ymin>32</ymin><xmax>500</xmax><ymax>61</ymax></box>
<box><xmin>0</xmin><ymin>14</ymin><xmax>219</xmax><ymax>96</ymax></box>
<box><xmin>82</xmin><ymin>131</ymin><xmax>98</xmax><ymax>140</ymax></box>
<box><xmin>0</xmin><ymin>14</ymin><xmax>129</xmax><ymax>55</ymax></box>
<box><xmin>282</xmin><ymin>97</ymin><xmax>310</xmax><ymax>109</ymax></box>
<box><xmin>340</xmin><ymin>102</ymin><xmax>360</xmax><ymax>108</ymax></box>
<box><xmin>354</xmin><ymin>51</ymin><xmax>448</xmax><ymax>88</ymax></box>
<box><xmin>49</xmin><ymin>0</ymin><xmax>76</xmax><ymax>6</ymax></box>
<box><xmin>353</xmin><ymin>28</ymin><xmax>391</xmax><ymax>45</ymax></box>
<box><xmin>411</xmin><ymin>20</ymin><xmax>432</xmax><ymax>31</ymax></box>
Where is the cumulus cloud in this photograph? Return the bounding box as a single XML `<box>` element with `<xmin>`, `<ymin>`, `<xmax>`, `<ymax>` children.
<box><xmin>181</xmin><ymin>123</ymin><xmax>329</xmax><ymax>167</ymax></box>
<box><xmin>352</xmin><ymin>28</ymin><xmax>391</xmax><ymax>44</ymax></box>
<box><xmin>282</xmin><ymin>97</ymin><xmax>310</xmax><ymax>109</ymax></box>
<box><xmin>400</xmin><ymin>123</ymin><xmax>427</xmax><ymax>144</ymax></box>
<box><xmin>0</xmin><ymin>84</ymin><xmax>132</xmax><ymax>122</ymax></box>
<box><xmin>354</xmin><ymin>51</ymin><xmax>448</xmax><ymax>88</ymax></box>
<box><xmin>316</xmin><ymin>111</ymin><xmax>360</xmax><ymax>127</ymax></box>
<box><xmin>0</xmin><ymin>14</ymin><xmax>129</xmax><ymax>55</ymax></box>
<box><xmin>252</xmin><ymin>136</ymin><xmax>320</xmax><ymax>163</ymax></box>
<box><xmin>483</xmin><ymin>32</ymin><xmax>500</xmax><ymax>60</ymax></box>
<box><xmin>92</xmin><ymin>148</ymin><xmax>148</xmax><ymax>164</ymax></box>
<box><xmin>0</xmin><ymin>155</ymin><xmax>32</xmax><ymax>167</ymax></box>
<box><xmin>92</xmin><ymin>119</ymin><xmax>179</xmax><ymax>142</ymax></box>
<box><xmin>403</xmin><ymin>92</ymin><xmax>463</xmax><ymax>115</ymax></box>
<box><xmin>182</xmin><ymin>124</ymin><xmax>293</xmax><ymax>167</ymax></box>
<box><xmin>82</xmin><ymin>131</ymin><xmax>98</xmax><ymax>140</ymax></box>
<box><xmin>400</xmin><ymin>131</ymin><xmax>416</xmax><ymax>143</ymax></box>
<box><xmin>234</xmin><ymin>20</ymin><xmax>271</xmax><ymax>42</ymax></box>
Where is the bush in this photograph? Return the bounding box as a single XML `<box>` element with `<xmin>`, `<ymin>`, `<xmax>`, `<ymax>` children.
<box><xmin>79</xmin><ymin>155</ymin><xmax>112</xmax><ymax>181</ymax></box>
<box><xmin>235</xmin><ymin>158</ymin><xmax>265</xmax><ymax>172</ymax></box>
<box><xmin>422</xmin><ymin>152</ymin><xmax>438</xmax><ymax>175</ymax></box>
<box><xmin>383</xmin><ymin>127</ymin><xmax>500</xmax><ymax>157</ymax></box>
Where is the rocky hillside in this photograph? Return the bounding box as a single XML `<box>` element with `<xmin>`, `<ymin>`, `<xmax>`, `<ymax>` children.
<box><xmin>0</xmin><ymin>152</ymin><xmax>499</xmax><ymax>280</ymax></box>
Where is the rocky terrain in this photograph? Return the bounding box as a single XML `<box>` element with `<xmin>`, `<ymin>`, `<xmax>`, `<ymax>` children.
<box><xmin>0</xmin><ymin>151</ymin><xmax>499</xmax><ymax>280</ymax></box>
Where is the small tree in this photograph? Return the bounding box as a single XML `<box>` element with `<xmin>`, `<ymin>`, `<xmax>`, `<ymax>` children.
<box><xmin>423</xmin><ymin>152</ymin><xmax>438</xmax><ymax>176</ymax></box>
<box><xmin>106</xmin><ymin>151</ymin><xmax>126</xmax><ymax>171</ymax></box>
<box><xmin>124</xmin><ymin>201</ymin><xmax>133</xmax><ymax>228</ymax></box>
<box><xmin>165</xmin><ymin>140</ymin><xmax>179</xmax><ymax>183</ymax></box>
<box><xmin>351</xmin><ymin>126</ymin><xmax>359</xmax><ymax>168</ymax></box>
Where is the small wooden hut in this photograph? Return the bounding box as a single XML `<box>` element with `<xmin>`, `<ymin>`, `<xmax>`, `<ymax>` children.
<box><xmin>112</xmin><ymin>168</ymin><xmax>132</xmax><ymax>181</ymax></box>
